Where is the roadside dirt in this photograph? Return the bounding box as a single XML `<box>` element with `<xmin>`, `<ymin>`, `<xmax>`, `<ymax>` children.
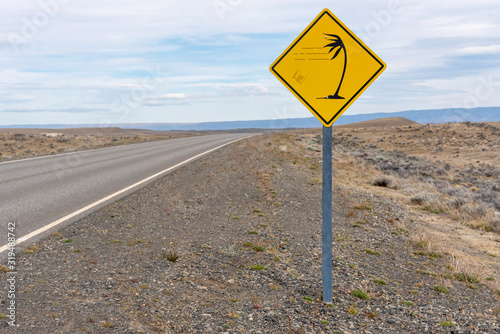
<box><xmin>1</xmin><ymin>129</ymin><xmax>498</xmax><ymax>333</ymax></box>
<box><xmin>334</xmin><ymin>117</ymin><xmax>418</xmax><ymax>129</ymax></box>
<box><xmin>0</xmin><ymin>128</ymin><xmax>199</xmax><ymax>161</ymax></box>
<box><xmin>321</xmin><ymin>122</ymin><xmax>500</xmax><ymax>283</ymax></box>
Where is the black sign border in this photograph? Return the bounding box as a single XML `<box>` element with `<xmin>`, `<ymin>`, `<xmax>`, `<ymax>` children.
<box><xmin>271</xmin><ymin>10</ymin><xmax>386</xmax><ymax>126</ymax></box>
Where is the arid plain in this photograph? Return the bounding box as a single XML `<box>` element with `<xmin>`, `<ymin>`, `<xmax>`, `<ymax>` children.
<box><xmin>1</xmin><ymin>118</ymin><xmax>499</xmax><ymax>333</ymax></box>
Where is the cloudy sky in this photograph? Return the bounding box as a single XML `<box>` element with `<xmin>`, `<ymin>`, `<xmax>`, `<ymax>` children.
<box><xmin>1</xmin><ymin>0</ymin><xmax>499</xmax><ymax>125</ymax></box>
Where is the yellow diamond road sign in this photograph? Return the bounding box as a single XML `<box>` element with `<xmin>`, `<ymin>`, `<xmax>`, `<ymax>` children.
<box><xmin>270</xmin><ymin>9</ymin><xmax>386</xmax><ymax>127</ymax></box>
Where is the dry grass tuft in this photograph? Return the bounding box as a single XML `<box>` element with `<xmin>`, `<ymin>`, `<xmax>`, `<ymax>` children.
<box><xmin>447</xmin><ymin>253</ymin><xmax>482</xmax><ymax>282</ymax></box>
<box><xmin>24</xmin><ymin>244</ymin><xmax>42</xmax><ymax>254</ymax></box>
<box><xmin>411</xmin><ymin>233</ymin><xmax>433</xmax><ymax>252</ymax></box>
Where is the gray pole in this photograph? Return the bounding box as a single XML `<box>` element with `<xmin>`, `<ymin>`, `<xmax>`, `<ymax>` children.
<box><xmin>322</xmin><ymin>125</ymin><xmax>333</xmax><ymax>303</ymax></box>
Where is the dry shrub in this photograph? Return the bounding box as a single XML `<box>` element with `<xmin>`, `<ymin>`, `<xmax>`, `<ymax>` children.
<box><xmin>399</xmin><ymin>180</ymin><xmax>419</xmax><ymax>196</ymax></box>
<box><xmin>12</xmin><ymin>133</ymin><xmax>26</xmax><ymax>141</ymax></box>
<box><xmin>372</xmin><ymin>176</ymin><xmax>399</xmax><ymax>190</ymax></box>
<box><xmin>490</xmin><ymin>212</ymin><xmax>500</xmax><ymax>233</ymax></box>
<box><xmin>394</xmin><ymin>221</ymin><xmax>407</xmax><ymax>232</ymax></box>
<box><xmin>410</xmin><ymin>192</ymin><xmax>438</xmax><ymax>206</ymax></box>
<box><xmin>480</xmin><ymin>211</ymin><xmax>500</xmax><ymax>233</ymax></box>
<box><xmin>447</xmin><ymin>253</ymin><xmax>482</xmax><ymax>280</ymax></box>
<box><xmin>446</xmin><ymin>197</ymin><xmax>470</xmax><ymax>209</ymax></box>
<box><xmin>462</xmin><ymin>202</ymin><xmax>490</xmax><ymax>217</ymax></box>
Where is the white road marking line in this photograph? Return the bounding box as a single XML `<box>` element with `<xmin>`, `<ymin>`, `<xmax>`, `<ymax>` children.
<box><xmin>0</xmin><ymin>136</ymin><xmax>251</xmax><ymax>254</ymax></box>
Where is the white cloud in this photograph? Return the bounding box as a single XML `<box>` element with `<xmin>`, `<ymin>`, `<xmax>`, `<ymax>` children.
<box><xmin>142</xmin><ymin>93</ymin><xmax>187</xmax><ymax>106</ymax></box>
<box><xmin>1</xmin><ymin>0</ymin><xmax>500</xmax><ymax>124</ymax></box>
<box><xmin>161</xmin><ymin>93</ymin><xmax>185</xmax><ymax>100</ymax></box>
<box><xmin>217</xmin><ymin>84</ymin><xmax>274</xmax><ymax>97</ymax></box>
<box><xmin>460</xmin><ymin>45</ymin><xmax>500</xmax><ymax>55</ymax></box>
<box><xmin>431</xmin><ymin>22</ymin><xmax>499</xmax><ymax>38</ymax></box>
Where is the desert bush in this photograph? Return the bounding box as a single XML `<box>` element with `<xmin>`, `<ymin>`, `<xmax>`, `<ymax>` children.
<box><xmin>446</xmin><ymin>197</ymin><xmax>470</xmax><ymax>209</ymax></box>
<box><xmin>410</xmin><ymin>192</ymin><xmax>437</xmax><ymax>206</ymax></box>
<box><xmin>12</xmin><ymin>133</ymin><xmax>26</xmax><ymax>141</ymax></box>
<box><xmin>433</xmin><ymin>180</ymin><xmax>453</xmax><ymax>193</ymax></box>
<box><xmin>445</xmin><ymin>186</ymin><xmax>472</xmax><ymax>199</ymax></box>
<box><xmin>489</xmin><ymin>212</ymin><xmax>500</xmax><ymax>233</ymax></box>
<box><xmin>393</xmin><ymin>167</ymin><xmax>413</xmax><ymax>179</ymax></box>
<box><xmin>434</xmin><ymin>167</ymin><xmax>446</xmax><ymax>175</ymax></box>
<box><xmin>398</xmin><ymin>183</ymin><xmax>412</xmax><ymax>194</ymax></box>
<box><xmin>372</xmin><ymin>176</ymin><xmax>399</xmax><ymax>190</ymax></box>
<box><xmin>461</xmin><ymin>202</ymin><xmax>490</xmax><ymax>218</ymax></box>
<box><xmin>472</xmin><ymin>189</ymin><xmax>500</xmax><ymax>210</ymax></box>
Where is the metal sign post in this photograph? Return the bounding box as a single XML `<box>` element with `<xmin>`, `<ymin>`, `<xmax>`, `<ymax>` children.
<box><xmin>269</xmin><ymin>8</ymin><xmax>386</xmax><ymax>304</ymax></box>
<box><xmin>322</xmin><ymin>126</ymin><xmax>333</xmax><ymax>302</ymax></box>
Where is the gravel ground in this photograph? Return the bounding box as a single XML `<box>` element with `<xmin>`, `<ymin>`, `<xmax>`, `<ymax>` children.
<box><xmin>1</xmin><ymin>133</ymin><xmax>499</xmax><ymax>333</ymax></box>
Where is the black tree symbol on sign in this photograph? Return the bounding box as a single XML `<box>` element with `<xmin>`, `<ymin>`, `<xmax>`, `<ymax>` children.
<box><xmin>324</xmin><ymin>34</ymin><xmax>346</xmax><ymax>99</ymax></box>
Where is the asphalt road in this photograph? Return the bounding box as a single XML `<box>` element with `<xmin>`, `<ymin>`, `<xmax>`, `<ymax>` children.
<box><xmin>0</xmin><ymin>133</ymin><xmax>252</xmax><ymax>255</ymax></box>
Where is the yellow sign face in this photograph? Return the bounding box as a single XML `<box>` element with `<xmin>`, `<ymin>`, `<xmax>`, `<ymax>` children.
<box><xmin>270</xmin><ymin>9</ymin><xmax>386</xmax><ymax>127</ymax></box>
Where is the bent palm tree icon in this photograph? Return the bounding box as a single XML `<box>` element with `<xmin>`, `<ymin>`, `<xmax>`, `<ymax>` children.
<box><xmin>324</xmin><ymin>34</ymin><xmax>346</xmax><ymax>99</ymax></box>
